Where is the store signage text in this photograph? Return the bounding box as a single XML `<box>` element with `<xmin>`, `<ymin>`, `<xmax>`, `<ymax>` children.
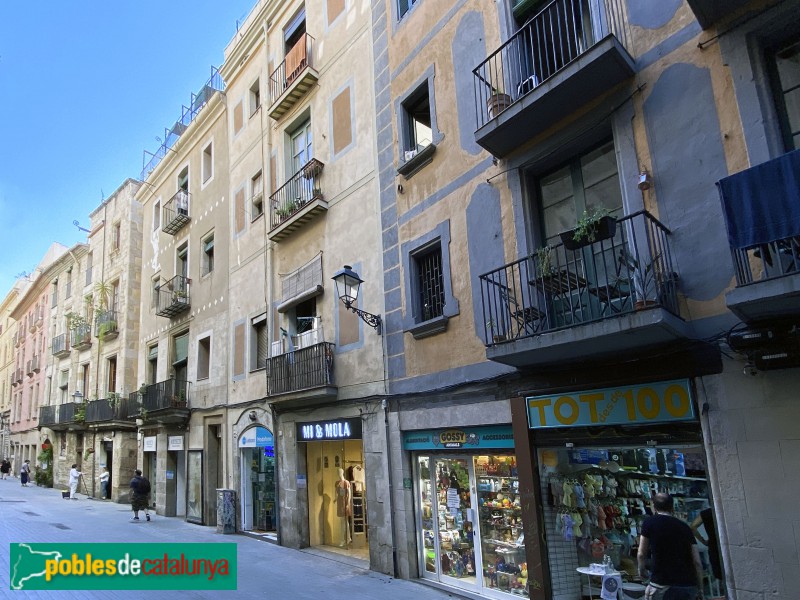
<box><xmin>168</xmin><ymin>436</ymin><xmax>184</xmax><ymax>451</ymax></box>
<box><xmin>403</xmin><ymin>425</ymin><xmax>515</xmax><ymax>450</ymax></box>
<box><xmin>238</xmin><ymin>426</ymin><xmax>274</xmax><ymax>448</ymax></box>
<box><xmin>527</xmin><ymin>380</ymin><xmax>694</xmax><ymax>429</ymax></box>
<box><xmin>296</xmin><ymin>418</ymin><xmax>362</xmax><ymax>442</ymax></box>
<box><xmin>143</xmin><ymin>436</ymin><xmax>157</xmax><ymax>452</ymax></box>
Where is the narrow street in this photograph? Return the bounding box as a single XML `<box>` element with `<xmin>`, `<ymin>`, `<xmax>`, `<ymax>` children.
<box><xmin>0</xmin><ymin>480</ymin><xmax>459</xmax><ymax>599</ymax></box>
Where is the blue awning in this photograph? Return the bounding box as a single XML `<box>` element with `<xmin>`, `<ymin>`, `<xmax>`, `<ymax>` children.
<box><xmin>717</xmin><ymin>149</ymin><xmax>800</xmax><ymax>249</ymax></box>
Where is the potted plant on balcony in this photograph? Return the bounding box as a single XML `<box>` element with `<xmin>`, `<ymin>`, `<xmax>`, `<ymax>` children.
<box><xmin>172</xmin><ymin>289</ymin><xmax>188</xmax><ymax>303</ymax></box>
<box><xmin>276</xmin><ymin>200</ymin><xmax>298</xmax><ymax>220</ymax></box>
<box><xmin>535</xmin><ymin>245</ymin><xmax>557</xmax><ymax>277</ymax></box>
<box><xmin>620</xmin><ymin>250</ymin><xmax>662</xmax><ymax>309</ymax></box>
<box><xmin>559</xmin><ymin>208</ymin><xmax>617</xmax><ymax>250</ymax></box>
<box><xmin>487</xmin><ymin>87</ymin><xmax>512</xmax><ymax>120</ymax></box>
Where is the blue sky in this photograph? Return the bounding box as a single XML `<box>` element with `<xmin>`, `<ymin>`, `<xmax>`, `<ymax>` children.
<box><xmin>0</xmin><ymin>1</ymin><xmax>257</xmax><ymax>294</ymax></box>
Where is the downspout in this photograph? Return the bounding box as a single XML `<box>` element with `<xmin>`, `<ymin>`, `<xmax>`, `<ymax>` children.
<box><xmin>383</xmin><ymin>396</ymin><xmax>398</xmax><ymax>578</ymax></box>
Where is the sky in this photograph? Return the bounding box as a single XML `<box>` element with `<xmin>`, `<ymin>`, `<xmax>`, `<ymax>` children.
<box><xmin>0</xmin><ymin>1</ymin><xmax>258</xmax><ymax>295</ymax></box>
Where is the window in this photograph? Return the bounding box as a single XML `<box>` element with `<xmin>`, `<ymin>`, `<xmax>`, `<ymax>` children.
<box><xmin>291</xmin><ymin>120</ymin><xmax>313</xmax><ymax>174</ymax></box>
<box><xmin>65</xmin><ymin>269</ymin><xmax>73</xmax><ymax>299</ymax></box>
<box><xmin>107</xmin><ymin>356</ymin><xmax>117</xmax><ymax>394</ymax></box>
<box><xmin>177</xmin><ymin>242</ymin><xmax>189</xmax><ymax>279</ymax></box>
<box><xmin>178</xmin><ymin>167</ymin><xmax>189</xmax><ymax>193</ymax></box>
<box><xmin>173</xmin><ymin>331</ymin><xmax>189</xmax><ymax>384</ymax></box>
<box><xmin>202</xmin><ymin>234</ymin><xmax>215</xmax><ymax>276</ymax></box>
<box><xmin>251</xmin><ymin>313</ymin><xmax>268</xmax><ymax>371</ymax></box>
<box><xmin>398</xmin><ymin>0</ymin><xmax>420</xmax><ymax>20</ymax></box>
<box><xmin>112</xmin><ymin>221</ymin><xmax>121</xmax><ymax>251</ymax></box>
<box><xmin>768</xmin><ymin>38</ymin><xmax>800</xmax><ymax>151</ymax></box>
<box><xmin>401</xmin><ymin>220</ymin><xmax>459</xmax><ymax>337</ymax></box>
<box><xmin>402</xmin><ymin>85</ymin><xmax>432</xmax><ymax>154</ymax></box>
<box><xmin>197</xmin><ymin>336</ymin><xmax>211</xmax><ymax>380</ymax></box>
<box><xmin>202</xmin><ymin>142</ymin><xmax>213</xmax><ymax>184</ymax></box>
<box><xmin>153</xmin><ymin>200</ymin><xmax>161</xmax><ymax>231</ymax></box>
<box><xmin>147</xmin><ymin>345</ymin><xmax>158</xmax><ymax>385</ymax></box>
<box><xmin>85</xmin><ymin>253</ymin><xmax>93</xmax><ymax>286</ymax></box>
<box><xmin>51</xmin><ymin>281</ymin><xmax>58</xmax><ymax>308</ymax></box>
<box><xmin>251</xmin><ymin>171</ymin><xmax>264</xmax><ymax>219</ymax></box>
<box><xmin>110</xmin><ymin>280</ymin><xmax>120</xmax><ymax>312</ymax></box>
<box><xmin>249</xmin><ymin>78</ymin><xmax>261</xmax><ymax>116</ymax></box>
<box><xmin>81</xmin><ymin>363</ymin><xmax>90</xmax><ymax>397</ymax></box>
<box><xmin>415</xmin><ymin>245</ymin><xmax>444</xmax><ymax>321</ymax></box>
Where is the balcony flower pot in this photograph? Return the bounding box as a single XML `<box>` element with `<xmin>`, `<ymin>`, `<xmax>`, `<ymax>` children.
<box><xmin>487</xmin><ymin>92</ymin><xmax>512</xmax><ymax>119</ymax></box>
<box><xmin>560</xmin><ymin>214</ymin><xmax>617</xmax><ymax>251</ymax></box>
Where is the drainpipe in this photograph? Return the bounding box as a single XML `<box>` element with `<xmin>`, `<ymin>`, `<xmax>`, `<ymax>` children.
<box><xmin>383</xmin><ymin>397</ymin><xmax>398</xmax><ymax>578</ymax></box>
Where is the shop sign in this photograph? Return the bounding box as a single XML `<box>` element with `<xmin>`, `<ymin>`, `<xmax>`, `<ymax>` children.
<box><xmin>238</xmin><ymin>426</ymin><xmax>274</xmax><ymax>448</ymax></box>
<box><xmin>402</xmin><ymin>425</ymin><xmax>515</xmax><ymax>450</ymax></box>
<box><xmin>168</xmin><ymin>436</ymin><xmax>184</xmax><ymax>451</ymax></box>
<box><xmin>296</xmin><ymin>418</ymin><xmax>362</xmax><ymax>442</ymax></box>
<box><xmin>527</xmin><ymin>379</ymin><xmax>694</xmax><ymax>429</ymax></box>
<box><xmin>143</xmin><ymin>436</ymin><xmax>157</xmax><ymax>452</ymax></box>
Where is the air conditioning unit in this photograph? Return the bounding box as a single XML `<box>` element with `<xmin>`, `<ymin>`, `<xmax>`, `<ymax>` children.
<box><xmin>754</xmin><ymin>348</ymin><xmax>800</xmax><ymax>371</ymax></box>
<box><xmin>728</xmin><ymin>327</ymin><xmax>780</xmax><ymax>351</ymax></box>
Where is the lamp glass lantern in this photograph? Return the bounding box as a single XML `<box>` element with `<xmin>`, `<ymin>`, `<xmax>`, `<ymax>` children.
<box><xmin>72</xmin><ymin>390</ymin><xmax>84</xmax><ymax>403</ymax></box>
<box><xmin>332</xmin><ymin>265</ymin><xmax>363</xmax><ymax>308</ymax></box>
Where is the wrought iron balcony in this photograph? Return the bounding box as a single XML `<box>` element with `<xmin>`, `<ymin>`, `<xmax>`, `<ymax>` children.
<box><xmin>128</xmin><ymin>379</ymin><xmax>190</xmax><ymax>425</ymax></box>
<box><xmin>39</xmin><ymin>405</ymin><xmax>57</xmax><ymax>427</ymax></box>
<box><xmin>268</xmin><ymin>158</ymin><xmax>327</xmax><ymax>242</ymax></box>
<box><xmin>480</xmin><ymin>211</ymin><xmax>689</xmax><ymax>367</ymax></box>
<box><xmin>26</xmin><ymin>355</ymin><xmax>39</xmax><ymax>376</ymax></box>
<box><xmin>162</xmin><ymin>189</ymin><xmax>191</xmax><ymax>235</ymax></box>
<box><xmin>473</xmin><ymin>0</ymin><xmax>634</xmax><ymax>157</ymax></box>
<box><xmin>268</xmin><ymin>33</ymin><xmax>318</xmax><ymax>120</ymax></box>
<box><xmin>719</xmin><ymin>150</ymin><xmax>800</xmax><ymax>323</ymax></box>
<box><xmin>154</xmin><ymin>275</ymin><xmax>191</xmax><ymax>318</ymax></box>
<box><xmin>70</xmin><ymin>323</ymin><xmax>92</xmax><ymax>351</ymax></box>
<box><xmin>269</xmin><ymin>341</ymin><xmax>336</xmax><ymax>397</ymax></box>
<box><xmin>39</xmin><ymin>402</ymin><xmax>85</xmax><ymax>431</ymax></box>
<box><xmin>95</xmin><ymin>310</ymin><xmax>119</xmax><ymax>340</ymax></box>
<box><xmin>52</xmin><ymin>333</ymin><xmax>71</xmax><ymax>357</ymax></box>
<box><xmin>85</xmin><ymin>395</ymin><xmax>137</xmax><ymax>424</ymax></box>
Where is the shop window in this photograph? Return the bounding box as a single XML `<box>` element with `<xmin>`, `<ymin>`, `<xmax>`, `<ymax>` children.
<box><xmin>197</xmin><ymin>335</ymin><xmax>211</xmax><ymax>380</ymax></box>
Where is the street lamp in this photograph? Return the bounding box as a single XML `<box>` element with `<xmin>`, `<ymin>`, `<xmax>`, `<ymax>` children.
<box><xmin>72</xmin><ymin>390</ymin><xmax>84</xmax><ymax>403</ymax></box>
<box><xmin>332</xmin><ymin>265</ymin><xmax>382</xmax><ymax>335</ymax></box>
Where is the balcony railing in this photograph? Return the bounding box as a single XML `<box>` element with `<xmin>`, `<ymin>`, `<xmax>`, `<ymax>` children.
<box><xmin>162</xmin><ymin>189</ymin><xmax>191</xmax><ymax>235</ymax></box>
<box><xmin>269</xmin><ymin>159</ymin><xmax>325</xmax><ymax>236</ymax></box>
<box><xmin>26</xmin><ymin>355</ymin><xmax>39</xmax><ymax>376</ymax></box>
<box><xmin>269</xmin><ymin>341</ymin><xmax>335</xmax><ymax>396</ymax></box>
<box><xmin>95</xmin><ymin>310</ymin><xmax>119</xmax><ymax>340</ymax></box>
<box><xmin>39</xmin><ymin>405</ymin><xmax>57</xmax><ymax>427</ymax></box>
<box><xmin>70</xmin><ymin>324</ymin><xmax>92</xmax><ymax>350</ymax></box>
<box><xmin>140</xmin><ymin>67</ymin><xmax>224</xmax><ymax>181</ymax></box>
<box><xmin>154</xmin><ymin>275</ymin><xmax>191</xmax><ymax>318</ymax></box>
<box><xmin>52</xmin><ymin>333</ymin><xmax>71</xmax><ymax>357</ymax></box>
<box><xmin>14</xmin><ymin>369</ymin><xmax>24</xmax><ymax>384</ymax></box>
<box><xmin>128</xmin><ymin>379</ymin><xmax>191</xmax><ymax>419</ymax></box>
<box><xmin>85</xmin><ymin>396</ymin><xmax>137</xmax><ymax>423</ymax></box>
<box><xmin>271</xmin><ymin>326</ymin><xmax>324</xmax><ymax>357</ymax></box>
<box><xmin>473</xmin><ymin>0</ymin><xmax>631</xmax><ymax>129</ymax></box>
<box><xmin>480</xmin><ymin>211</ymin><xmax>677</xmax><ymax>345</ymax></box>
<box><xmin>268</xmin><ymin>33</ymin><xmax>318</xmax><ymax>120</ymax></box>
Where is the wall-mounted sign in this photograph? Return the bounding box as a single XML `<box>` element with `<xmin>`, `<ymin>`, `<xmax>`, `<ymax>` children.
<box><xmin>296</xmin><ymin>474</ymin><xmax>307</xmax><ymax>489</ymax></box>
<box><xmin>143</xmin><ymin>436</ymin><xmax>157</xmax><ymax>452</ymax></box>
<box><xmin>168</xmin><ymin>436</ymin><xmax>184</xmax><ymax>451</ymax></box>
<box><xmin>527</xmin><ymin>379</ymin><xmax>695</xmax><ymax>429</ymax></box>
<box><xmin>402</xmin><ymin>425</ymin><xmax>515</xmax><ymax>450</ymax></box>
<box><xmin>238</xmin><ymin>426</ymin><xmax>274</xmax><ymax>449</ymax></box>
<box><xmin>296</xmin><ymin>418</ymin><xmax>362</xmax><ymax>442</ymax></box>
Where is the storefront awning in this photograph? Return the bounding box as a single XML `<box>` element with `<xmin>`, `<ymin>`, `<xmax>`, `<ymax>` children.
<box><xmin>238</xmin><ymin>426</ymin><xmax>274</xmax><ymax>448</ymax></box>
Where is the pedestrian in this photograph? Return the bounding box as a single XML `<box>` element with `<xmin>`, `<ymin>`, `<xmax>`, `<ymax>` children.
<box><xmin>20</xmin><ymin>460</ymin><xmax>31</xmax><ymax>487</ymax></box>
<box><xmin>68</xmin><ymin>464</ymin><xmax>82</xmax><ymax>499</ymax></box>
<box><xmin>98</xmin><ymin>465</ymin><xmax>110</xmax><ymax>500</ymax></box>
<box><xmin>637</xmin><ymin>492</ymin><xmax>703</xmax><ymax>600</ymax></box>
<box><xmin>129</xmin><ymin>469</ymin><xmax>151</xmax><ymax>522</ymax></box>
<box><xmin>0</xmin><ymin>458</ymin><xmax>11</xmax><ymax>480</ymax></box>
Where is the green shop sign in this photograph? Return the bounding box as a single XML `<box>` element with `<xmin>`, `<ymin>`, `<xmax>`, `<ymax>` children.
<box><xmin>527</xmin><ymin>379</ymin><xmax>695</xmax><ymax>429</ymax></box>
<box><xmin>402</xmin><ymin>425</ymin><xmax>515</xmax><ymax>450</ymax></box>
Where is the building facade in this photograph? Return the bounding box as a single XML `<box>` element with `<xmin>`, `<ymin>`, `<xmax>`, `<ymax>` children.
<box><xmin>374</xmin><ymin>1</ymin><xmax>799</xmax><ymax>600</ymax></box>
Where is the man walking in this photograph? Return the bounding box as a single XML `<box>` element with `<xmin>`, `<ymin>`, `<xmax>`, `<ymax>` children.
<box><xmin>129</xmin><ymin>469</ymin><xmax>152</xmax><ymax>522</ymax></box>
<box><xmin>637</xmin><ymin>493</ymin><xmax>703</xmax><ymax>600</ymax></box>
<box><xmin>68</xmin><ymin>464</ymin><xmax>82</xmax><ymax>498</ymax></box>
<box><xmin>1</xmin><ymin>458</ymin><xmax>11</xmax><ymax>480</ymax></box>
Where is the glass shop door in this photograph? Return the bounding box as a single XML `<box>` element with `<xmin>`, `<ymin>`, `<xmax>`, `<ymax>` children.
<box><xmin>416</xmin><ymin>456</ymin><xmax>481</xmax><ymax>592</ymax></box>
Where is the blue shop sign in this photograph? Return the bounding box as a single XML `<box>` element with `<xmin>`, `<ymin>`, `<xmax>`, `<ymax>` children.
<box><xmin>239</xmin><ymin>426</ymin><xmax>274</xmax><ymax>448</ymax></box>
<box><xmin>527</xmin><ymin>379</ymin><xmax>695</xmax><ymax>429</ymax></box>
<box><xmin>403</xmin><ymin>425</ymin><xmax>515</xmax><ymax>450</ymax></box>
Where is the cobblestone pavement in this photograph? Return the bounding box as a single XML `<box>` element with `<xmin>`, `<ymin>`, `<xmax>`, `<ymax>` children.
<box><xmin>0</xmin><ymin>478</ymin><xmax>459</xmax><ymax>600</ymax></box>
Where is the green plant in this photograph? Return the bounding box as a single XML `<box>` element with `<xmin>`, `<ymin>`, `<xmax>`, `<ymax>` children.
<box><xmin>621</xmin><ymin>251</ymin><xmax>662</xmax><ymax>303</ymax></box>
<box><xmin>571</xmin><ymin>208</ymin><xmax>613</xmax><ymax>244</ymax></box>
<box><xmin>83</xmin><ymin>447</ymin><xmax>94</xmax><ymax>460</ymax></box>
<box><xmin>535</xmin><ymin>246</ymin><xmax>557</xmax><ymax>276</ymax></box>
<box><xmin>65</xmin><ymin>312</ymin><xmax>89</xmax><ymax>330</ymax></box>
<box><xmin>74</xmin><ymin>405</ymin><xmax>86</xmax><ymax>424</ymax></box>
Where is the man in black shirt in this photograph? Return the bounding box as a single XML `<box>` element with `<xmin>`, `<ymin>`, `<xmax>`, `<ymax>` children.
<box><xmin>637</xmin><ymin>493</ymin><xmax>703</xmax><ymax>600</ymax></box>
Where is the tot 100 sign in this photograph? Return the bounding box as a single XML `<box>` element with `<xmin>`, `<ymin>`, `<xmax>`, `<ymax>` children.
<box><xmin>527</xmin><ymin>379</ymin><xmax>694</xmax><ymax>429</ymax></box>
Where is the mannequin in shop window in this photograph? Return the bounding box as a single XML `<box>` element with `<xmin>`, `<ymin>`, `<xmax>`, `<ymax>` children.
<box><xmin>335</xmin><ymin>468</ymin><xmax>352</xmax><ymax>547</ymax></box>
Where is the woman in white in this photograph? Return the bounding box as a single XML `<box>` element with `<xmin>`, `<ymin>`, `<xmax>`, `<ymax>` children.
<box><xmin>69</xmin><ymin>464</ymin><xmax>82</xmax><ymax>499</ymax></box>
